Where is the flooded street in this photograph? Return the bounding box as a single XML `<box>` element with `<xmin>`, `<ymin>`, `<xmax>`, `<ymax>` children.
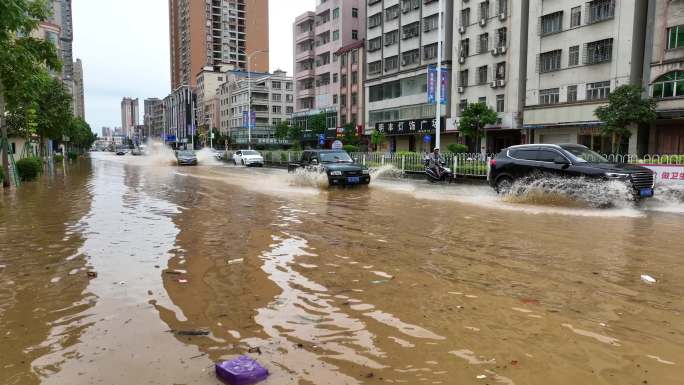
<box><xmin>1</xmin><ymin>152</ymin><xmax>683</xmax><ymax>385</ymax></box>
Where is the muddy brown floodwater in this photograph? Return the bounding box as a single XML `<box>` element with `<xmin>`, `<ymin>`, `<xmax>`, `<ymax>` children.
<box><xmin>1</xmin><ymin>152</ymin><xmax>683</xmax><ymax>385</ymax></box>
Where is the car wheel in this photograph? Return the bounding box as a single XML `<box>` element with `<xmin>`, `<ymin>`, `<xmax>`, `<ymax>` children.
<box><xmin>495</xmin><ymin>176</ymin><xmax>514</xmax><ymax>195</ymax></box>
<box><xmin>232</xmin><ymin>159</ymin><xmax>237</xmax><ymax>165</ymax></box>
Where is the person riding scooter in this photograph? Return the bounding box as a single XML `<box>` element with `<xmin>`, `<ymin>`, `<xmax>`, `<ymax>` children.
<box><xmin>427</xmin><ymin>148</ymin><xmax>445</xmax><ymax>178</ymax></box>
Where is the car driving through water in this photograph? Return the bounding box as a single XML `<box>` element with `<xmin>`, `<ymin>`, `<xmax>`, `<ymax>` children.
<box><xmin>489</xmin><ymin>144</ymin><xmax>656</xmax><ymax>198</ymax></box>
<box><xmin>288</xmin><ymin>149</ymin><xmax>371</xmax><ymax>186</ymax></box>
<box><xmin>176</xmin><ymin>149</ymin><xmax>198</xmax><ymax>166</ymax></box>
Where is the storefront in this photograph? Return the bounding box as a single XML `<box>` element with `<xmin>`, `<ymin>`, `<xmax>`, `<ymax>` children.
<box><xmin>375</xmin><ymin>117</ymin><xmax>447</xmax><ymax>153</ymax></box>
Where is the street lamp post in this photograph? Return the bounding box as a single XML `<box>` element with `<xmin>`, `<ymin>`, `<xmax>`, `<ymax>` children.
<box><xmin>435</xmin><ymin>0</ymin><xmax>443</xmax><ymax>150</ymax></box>
<box><xmin>242</xmin><ymin>49</ymin><xmax>269</xmax><ymax>150</ymax></box>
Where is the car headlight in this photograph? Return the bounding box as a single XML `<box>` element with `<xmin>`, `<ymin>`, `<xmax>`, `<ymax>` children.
<box><xmin>605</xmin><ymin>172</ymin><xmax>630</xmax><ymax>179</ymax></box>
<box><xmin>330</xmin><ymin>171</ymin><xmax>343</xmax><ymax>176</ymax></box>
<box><xmin>362</xmin><ymin>169</ymin><xmax>370</xmax><ymax>175</ymax></box>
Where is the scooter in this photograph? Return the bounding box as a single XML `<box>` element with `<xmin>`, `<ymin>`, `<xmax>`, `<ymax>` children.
<box><xmin>424</xmin><ymin>158</ymin><xmax>454</xmax><ymax>183</ymax></box>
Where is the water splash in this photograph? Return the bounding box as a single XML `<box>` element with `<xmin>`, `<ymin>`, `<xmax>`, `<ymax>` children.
<box><xmin>139</xmin><ymin>140</ymin><xmax>176</xmax><ymax>166</ymax></box>
<box><xmin>287</xmin><ymin>167</ymin><xmax>329</xmax><ymax>188</ymax></box>
<box><xmin>503</xmin><ymin>176</ymin><xmax>635</xmax><ymax>208</ymax></box>
<box><xmin>195</xmin><ymin>148</ymin><xmax>222</xmax><ymax>166</ymax></box>
<box><xmin>370</xmin><ymin>165</ymin><xmax>404</xmax><ymax>180</ymax></box>
<box><xmin>646</xmin><ymin>184</ymin><xmax>684</xmax><ymax>213</ymax></box>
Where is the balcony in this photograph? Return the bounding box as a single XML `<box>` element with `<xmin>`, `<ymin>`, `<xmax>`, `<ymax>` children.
<box><xmin>296</xmin><ymin>29</ymin><xmax>314</xmax><ymax>44</ymax></box>
<box><xmin>295</xmin><ymin>68</ymin><xmax>315</xmax><ymax>80</ymax></box>
<box><xmin>295</xmin><ymin>49</ymin><xmax>315</xmax><ymax>61</ymax></box>
<box><xmin>297</xmin><ymin>88</ymin><xmax>315</xmax><ymax>98</ymax></box>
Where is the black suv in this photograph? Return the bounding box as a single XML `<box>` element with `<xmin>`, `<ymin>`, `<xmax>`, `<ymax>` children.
<box><xmin>288</xmin><ymin>150</ymin><xmax>371</xmax><ymax>186</ymax></box>
<box><xmin>488</xmin><ymin>144</ymin><xmax>655</xmax><ymax>198</ymax></box>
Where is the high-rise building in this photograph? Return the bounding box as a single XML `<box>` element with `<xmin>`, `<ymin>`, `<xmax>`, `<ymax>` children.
<box><xmin>121</xmin><ymin>98</ymin><xmax>140</xmax><ymax>138</ymax></box>
<box><xmin>144</xmin><ymin>99</ymin><xmax>165</xmax><ymax>140</ymax></box>
<box><xmin>523</xmin><ymin>0</ymin><xmax>648</xmax><ymax>154</ymax></box>
<box><xmin>101</xmin><ymin>127</ymin><xmax>113</xmax><ymax>139</ymax></box>
<box><xmin>73</xmin><ymin>59</ymin><xmax>85</xmax><ymax>119</ymax></box>
<box><xmin>642</xmin><ymin>0</ymin><xmax>684</xmax><ymax>154</ymax></box>
<box><xmin>168</xmin><ymin>0</ymin><xmax>269</xmax><ymax>89</ymax></box>
<box><xmin>196</xmin><ymin>64</ymin><xmax>234</xmax><ymax>133</ymax></box>
<box><xmin>364</xmin><ymin>0</ymin><xmax>454</xmax><ymax>153</ymax></box>
<box><xmin>293</xmin><ymin>1</ymin><xmax>366</xmax><ymax>114</ymax></box>
<box><xmin>452</xmin><ymin>0</ymin><xmax>529</xmax><ymax>154</ymax></box>
<box><xmin>163</xmin><ymin>86</ymin><xmax>196</xmax><ymax>146</ymax></box>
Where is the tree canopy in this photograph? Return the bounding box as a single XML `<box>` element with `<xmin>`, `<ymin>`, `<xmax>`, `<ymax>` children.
<box><xmin>458</xmin><ymin>102</ymin><xmax>498</xmax><ymax>138</ymax></box>
<box><xmin>595</xmin><ymin>85</ymin><xmax>657</xmax><ymax>152</ymax></box>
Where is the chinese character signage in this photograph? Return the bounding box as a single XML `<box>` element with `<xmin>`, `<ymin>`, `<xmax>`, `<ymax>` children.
<box><xmin>427</xmin><ymin>66</ymin><xmax>448</xmax><ymax>105</ymax></box>
<box><xmin>375</xmin><ymin>118</ymin><xmax>445</xmax><ymax>136</ymax></box>
<box><xmin>639</xmin><ymin>164</ymin><xmax>684</xmax><ymax>185</ymax></box>
<box><xmin>242</xmin><ymin>111</ymin><xmax>257</xmax><ymax>128</ymax></box>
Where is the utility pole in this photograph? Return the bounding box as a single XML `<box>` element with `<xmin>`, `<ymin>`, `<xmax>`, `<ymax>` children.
<box><xmin>1</xmin><ymin>86</ymin><xmax>9</xmax><ymax>188</ymax></box>
<box><xmin>435</xmin><ymin>0</ymin><xmax>443</xmax><ymax>150</ymax></box>
<box><xmin>243</xmin><ymin>49</ymin><xmax>268</xmax><ymax>150</ymax></box>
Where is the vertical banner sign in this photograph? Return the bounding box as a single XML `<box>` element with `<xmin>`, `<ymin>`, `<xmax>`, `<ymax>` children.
<box><xmin>427</xmin><ymin>65</ymin><xmax>437</xmax><ymax>104</ymax></box>
<box><xmin>440</xmin><ymin>68</ymin><xmax>448</xmax><ymax>105</ymax></box>
<box><xmin>242</xmin><ymin>111</ymin><xmax>248</xmax><ymax>128</ymax></box>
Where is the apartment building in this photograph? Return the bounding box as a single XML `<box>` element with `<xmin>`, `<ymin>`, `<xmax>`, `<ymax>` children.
<box><xmin>293</xmin><ymin>0</ymin><xmax>366</xmax><ymax>120</ymax></box>
<box><xmin>73</xmin><ymin>59</ymin><xmax>85</xmax><ymax>119</ymax></box>
<box><xmin>364</xmin><ymin>0</ymin><xmax>454</xmax><ymax>153</ymax></box>
<box><xmin>523</xmin><ymin>0</ymin><xmax>648</xmax><ymax>154</ymax></box>
<box><xmin>452</xmin><ymin>0</ymin><xmax>529</xmax><ymax>153</ymax></box>
<box><xmin>169</xmin><ymin>0</ymin><xmax>269</xmax><ymax>89</ymax></box>
<box><xmin>335</xmin><ymin>40</ymin><xmax>366</xmax><ymax>138</ymax></box>
<box><xmin>219</xmin><ymin>70</ymin><xmax>294</xmax><ymax>147</ymax></box>
<box><xmin>120</xmin><ymin>98</ymin><xmax>140</xmax><ymax>138</ymax></box>
<box><xmin>196</xmin><ymin>64</ymin><xmax>234</xmax><ymax>133</ymax></box>
<box><xmin>642</xmin><ymin>0</ymin><xmax>684</xmax><ymax>154</ymax></box>
<box><xmin>144</xmin><ymin>99</ymin><xmax>165</xmax><ymax>139</ymax></box>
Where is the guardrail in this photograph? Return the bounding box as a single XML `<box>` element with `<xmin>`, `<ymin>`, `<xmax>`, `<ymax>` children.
<box><xmin>602</xmin><ymin>154</ymin><xmax>684</xmax><ymax>165</ymax></box>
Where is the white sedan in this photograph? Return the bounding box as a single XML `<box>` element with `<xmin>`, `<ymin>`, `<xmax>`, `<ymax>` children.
<box><xmin>232</xmin><ymin>149</ymin><xmax>264</xmax><ymax>167</ymax></box>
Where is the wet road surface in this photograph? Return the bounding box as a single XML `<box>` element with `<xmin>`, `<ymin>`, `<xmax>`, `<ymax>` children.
<box><xmin>1</xmin><ymin>151</ymin><xmax>683</xmax><ymax>385</ymax></box>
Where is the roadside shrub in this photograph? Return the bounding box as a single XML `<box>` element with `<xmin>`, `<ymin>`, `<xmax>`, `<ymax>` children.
<box><xmin>15</xmin><ymin>157</ymin><xmax>43</xmax><ymax>181</ymax></box>
<box><xmin>280</xmin><ymin>152</ymin><xmax>287</xmax><ymax>162</ymax></box>
<box><xmin>395</xmin><ymin>151</ymin><xmax>420</xmax><ymax>157</ymax></box>
<box><xmin>67</xmin><ymin>151</ymin><xmax>78</xmax><ymax>161</ymax></box>
<box><xmin>343</xmin><ymin>145</ymin><xmax>359</xmax><ymax>153</ymax></box>
<box><xmin>54</xmin><ymin>154</ymin><xmax>64</xmax><ymax>163</ymax></box>
<box><xmin>447</xmin><ymin>143</ymin><xmax>469</xmax><ymax>154</ymax></box>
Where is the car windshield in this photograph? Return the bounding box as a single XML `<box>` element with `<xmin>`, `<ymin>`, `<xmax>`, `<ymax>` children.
<box><xmin>319</xmin><ymin>152</ymin><xmax>353</xmax><ymax>163</ymax></box>
<box><xmin>242</xmin><ymin>150</ymin><xmax>259</xmax><ymax>156</ymax></box>
<box><xmin>560</xmin><ymin>145</ymin><xmax>608</xmax><ymax>163</ymax></box>
<box><xmin>178</xmin><ymin>150</ymin><xmax>195</xmax><ymax>156</ymax></box>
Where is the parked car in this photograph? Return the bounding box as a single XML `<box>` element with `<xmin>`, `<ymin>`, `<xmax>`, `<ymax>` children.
<box><xmin>288</xmin><ymin>149</ymin><xmax>371</xmax><ymax>186</ymax></box>
<box><xmin>212</xmin><ymin>149</ymin><xmax>224</xmax><ymax>161</ymax></box>
<box><xmin>232</xmin><ymin>149</ymin><xmax>264</xmax><ymax>167</ymax></box>
<box><xmin>176</xmin><ymin>149</ymin><xmax>198</xmax><ymax>166</ymax></box>
<box><xmin>488</xmin><ymin>144</ymin><xmax>655</xmax><ymax>198</ymax></box>
<box><xmin>131</xmin><ymin>147</ymin><xmax>143</xmax><ymax>156</ymax></box>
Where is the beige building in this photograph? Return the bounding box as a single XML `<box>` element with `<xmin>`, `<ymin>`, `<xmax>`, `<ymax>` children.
<box><xmin>196</xmin><ymin>64</ymin><xmax>234</xmax><ymax>133</ymax></box>
<box><xmin>121</xmin><ymin>98</ymin><xmax>140</xmax><ymax>138</ymax></box>
<box><xmin>335</xmin><ymin>40</ymin><xmax>365</xmax><ymax>132</ymax></box>
<box><xmin>73</xmin><ymin>59</ymin><xmax>85</xmax><ymax>119</ymax></box>
<box><xmin>452</xmin><ymin>0</ymin><xmax>529</xmax><ymax>154</ymax></box>
<box><xmin>169</xmin><ymin>0</ymin><xmax>269</xmax><ymax>89</ymax></box>
<box><xmin>642</xmin><ymin>0</ymin><xmax>684</xmax><ymax>154</ymax></box>
<box><xmin>523</xmin><ymin>0</ymin><xmax>648</xmax><ymax>154</ymax></box>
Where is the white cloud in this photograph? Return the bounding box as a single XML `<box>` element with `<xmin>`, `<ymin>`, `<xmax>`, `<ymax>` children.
<box><xmin>72</xmin><ymin>0</ymin><xmax>316</xmax><ymax>132</ymax></box>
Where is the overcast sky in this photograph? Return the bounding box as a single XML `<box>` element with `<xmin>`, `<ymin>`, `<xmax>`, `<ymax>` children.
<box><xmin>72</xmin><ymin>0</ymin><xmax>316</xmax><ymax>132</ymax></box>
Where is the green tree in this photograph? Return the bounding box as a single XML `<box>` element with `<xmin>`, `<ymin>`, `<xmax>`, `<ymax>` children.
<box><xmin>308</xmin><ymin>112</ymin><xmax>327</xmax><ymax>146</ymax></box>
<box><xmin>594</xmin><ymin>85</ymin><xmax>657</xmax><ymax>154</ymax></box>
<box><xmin>458</xmin><ymin>102</ymin><xmax>497</xmax><ymax>154</ymax></box>
<box><xmin>342</xmin><ymin>123</ymin><xmax>359</xmax><ymax>146</ymax></box>
<box><xmin>66</xmin><ymin>117</ymin><xmax>96</xmax><ymax>152</ymax></box>
<box><xmin>274</xmin><ymin>120</ymin><xmax>290</xmax><ymax>141</ymax></box>
<box><xmin>287</xmin><ymin>123</ymin><xmax>302</xmax><ymax>146</ymax></box>
<box><xmin>370</xmin><ymin>128</ymin><xmax>386</xmax><ymax>152</ymax></box>
<box><xmin>33</xmin><ymin>73</ymin><xmax>73</xmax><ymax>145</ymax></box>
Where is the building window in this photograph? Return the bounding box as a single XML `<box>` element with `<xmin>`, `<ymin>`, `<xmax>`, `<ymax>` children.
<box><xmin>402</xmin><ymin>22</ymin><xmax>420</xmax><ymax>40</ymax></box>
<box><xmin>351</xmin><ymin>71</ymin><xmax>358</xmax><ymax>84</ymax></box>
<box><xmin>286</xmin><ymin>82</ymin><xmax>293</xmax><ymax>91</ymax></box>
<box><xmin>497</xmin><ymin>0</ymin><xmax>507</xmax><ymax>15</ymax></box>
<box><xmin>333</xmin><ymin>7</ymin><xmax>339</xmax><ymax>19</ymax></box>
<box><xmin>369</xmin><ymin>13</ymin><xmax>382</xmax><ymax>28</ymax></box>
<box><xmin>272</xmin><ymin>94</ymin><xmax>281</xmax><ymax>102</ymax></box>
<box><xmin>351</xmin><ymin>92</ymin><xmax>358</xmax><ymax>106</ymax></box>
<box><xmin>652</xmin><ymin>71</ymin><xmax>684</xmax><ymax>98</ymax></box>
<box><xmin>496</xmin><ymin>27</ymin><xmax>507</xmax><ymax>48</ymax></box>
<box><xmin>385</xmin><ymin>5</ymin><xmax>400</xmax><ymax>21</ymax></box>
<box><xmin>568</xmin><ymin>45</ymin><xmax>579</xmax><ymax>66</ymax></box>
<box><xmin>540</xmin><ymin>50</ymin><xmax>562</xmax><ymax>73</ymax></box>
<box><xmin>384</xmin><ymin>56</ymin><xmax>399</xmax><ymax>72</ymax></box>
<box><xmin>423</xmin><ymin>14</ymin><xmax>439</xmax><ymax>32</ymax></box>
<box><xmin>333</xmin><ymin>73</ymin><xmax>338</xmax><ymax>83</ymax></box>
<box><xmin>585</xmin><ymin>38</ymin><xmax>613</xmax><ymax>64</ymax></box>
<box><xmin>351</xmin><ymin>51</ymin><xmax>358</xmax><ymax>64</ymax></box>
<box><xmin>459</xmin><ymin>99</ymin><xmax>468</xmax><ymax>112</ymax></box>
<box><xmin>570</xmin><ymin>6</ymin><xmax>581</xmax><ymax>27</ymax></box>
<box><xmin>333</xmin><ymin>94</ymin><xmax>338</xmax><ymax>104</ymax></box>
<box><xmin>495</xmin><ymin>62</ymin><xmax>506</xmax><ymax>80</ymax></box>
<box><xmin>460</xmin><ymin>38</ymin><xmax>470</xmax><ymax>57</ymax></box>
<box><xmin>541</xmin><ymin>11</ymin><xmax>563</xmax><ymax>36</ymax></box>
<box><xmin>460</xmin><ymin>8</ymin><xmax>470</xmax><ymax>27</ymax></box>
<box><xmin>401</xmin><ymin>49</ymin><xmax>420</xmax><ymax>66</ymax></box>
<box><xmin>368</xmin><ymin>60</ymin><xmax>382</xmax><ymax>75</ymax></box>
<box><xmin>286</xmin><ymin>106</ymin><xmax>294</xmax><ymax>114</ymax></box>
<box><xmin>459</xmin><ymin>69</ymin><xmax>469</xmax><ymax>87</ymax></box>
<box><xmin>567</xmin><ymin>85</ymin><xmax>578</xmax><ymax>102</ymax></box>
<box><xmin>588</xmin><ymin>0</ymin><xmax>615</xmax><ymax>24</ymax></box>
<box><xmin>478</xmin><ymin>65</ymin><xmax>488</xmax><ymax>84</ymax></box>
<box><xmin>352</xmin><ymin>7</ymin><xmax>358</xmax><ymax>18</ymax></box>
<box><xmin>402</xmin><ymin>0</ymin><xmax>420</xmax><ymax>14</ymax></box>
<box><xmin>539</xmin><ymin>88</ymin><xmax>560</xmax><ymax>105</ymax></box>
<box><xmin>478</xmin><ymin>33</ymin><xmax>489</xmax><ymax>53</ymax></box>
<box><xmin>272</xmin><ymin>105</ymin><xmax>282</xmax><ymax>114</ymax></box>
<box><xmin>479</xmin><ymin>1</ymin><xmax>489</xmax><ymax>20</ymax></box>
<box><xmin>385</xmin><ymin>30</ymin><xmax>399</xmax><ymax>46</ymax></box>
<box><xmin>423</xmin><ymin>43</ymin><xmax>438</xmax><ymax>60</ymax></box>
<box><xmin>478</xmin><ymin>96</ymin><xmax>487</xmax><ymax>104</ymax></box>
<box><xmin>496</xmin><ymin>94</ymin><xmax>504</xmax><ymax>113</ymax></box>
<box><xmin>368</xmin><ymin>37</ymin><xmax>382</xmax><ymax>52</ymax></box>
<box><xmin>272</xmin><ymin>81</ymin><xmax>282</xmax><ymax>89</ymax></box>
<box><xmin>332</xmin><ymin>30</ymin><xmax>339</xmax><ymax>41</ymax></box>
<box><xmin>340</xmin><ymin>74</ymin><xmax>347</xmax><ymax>86</ymax></box>
<box><xmin>668</xmin><ymin>25</ymin><xmax>684</xmax><ymax>50</ymax></box>
<box><xmin>587</xmin><ymin>81</ymin><xmax>611</xmax><ymax>100</ymax></box>
<box><xmin>352</xmin><ymin>30</ymin><xmax>358</xmax><ymax>40</ymax></box>
<box><xmin>286</xmin><ymin>94</ymin><xmax>294</xmax><ymax>103</ymax></box>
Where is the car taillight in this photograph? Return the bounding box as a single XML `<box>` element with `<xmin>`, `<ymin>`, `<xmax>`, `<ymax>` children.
<box><xmin>489</xmin><ymin>159</ymin><xmax>497</xmax><ymax>168</ymax></box>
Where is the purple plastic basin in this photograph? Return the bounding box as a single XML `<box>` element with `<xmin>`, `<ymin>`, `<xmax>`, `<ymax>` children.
<box><xmin>215</xmin><ymin>356</ymin><xmax>269</xmax><ymax>385</ymax></box>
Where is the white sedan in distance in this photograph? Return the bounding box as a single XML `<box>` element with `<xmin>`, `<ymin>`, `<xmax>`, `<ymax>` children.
<box><xmin>232</xmin><ymin>149</ymin><xmax>264</xmax><ymax>167</ymax></box>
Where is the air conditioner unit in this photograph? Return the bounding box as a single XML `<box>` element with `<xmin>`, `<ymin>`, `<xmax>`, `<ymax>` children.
<box><xmin>458</xmin><ymin>26</ymin><xmax>466</xmax><ymax>34</ymax></box>
<box><xmin>497</xmin><ymin>79</ymin><xmax>506</xmax><ymax>87</ymax></box>
<box><xmin>457</xmin><ymin>86</ymin><xmax>465</xmax><ymax>94</ymax></box>
<box><xmin>458</xmin><ymin>56</ymin><xmax>466</xmax><ymax>64</ymax></box>
<box><xmin>480</xmin><ymin>18</ymin><xmax>487</xmax><ymax>27</ymax></box>
<box><xmin>499</xmin><ymin>46</ymin><xmax>507</xmax><ymax>54</ymax></box>
<box><xmin>490</xmin><ymin>81</ymin><xmax>497</xmax><ymax>88</ymax></box>
<box><xmin>499</xmin><ymin>12</ymin><xmax>507</xmax><ymax>21</ymax></box>
<box><xmin>491</xmin><ymin>48</ymin><xmax>499</xmax><ymax>56</ymax></box>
